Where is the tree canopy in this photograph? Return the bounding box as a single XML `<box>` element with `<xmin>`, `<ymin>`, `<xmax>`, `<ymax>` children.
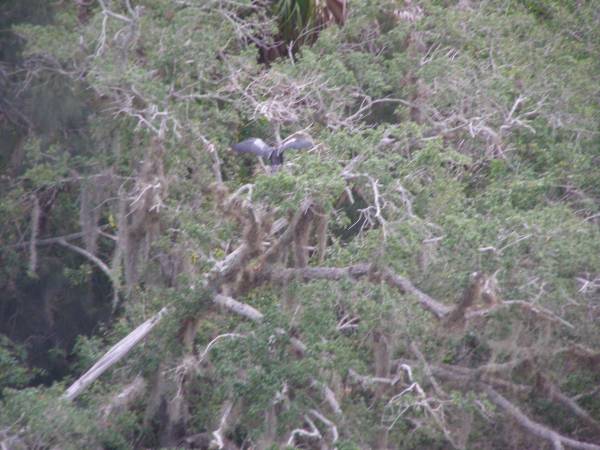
<box><xmin>1</xmin><ymin>0</ymin><xmax>600</xmax><ymax>449</ymax></box>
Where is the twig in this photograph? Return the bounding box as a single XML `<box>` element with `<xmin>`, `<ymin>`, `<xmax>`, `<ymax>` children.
<box><xmin>3</xmin><ymin>225</ymin><xmax>110</xmax><ymax>250</ymax></box>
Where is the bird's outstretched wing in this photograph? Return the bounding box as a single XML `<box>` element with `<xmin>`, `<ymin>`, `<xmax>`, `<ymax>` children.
<box><xmin>232</xmin><ymin>138</ymin><xmax>273</xmax><ymax>157</ymax></box>
<box><xmin>279</xmin><ymin>133</ymin><xmax>314</xmax><ymax>152</ymax></box>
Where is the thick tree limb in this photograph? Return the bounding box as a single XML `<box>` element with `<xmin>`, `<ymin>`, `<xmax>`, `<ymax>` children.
<box><xmin>427</xmin><ymin>363</ymin><xmax>600</xmax><ymax>449</ymax></box>
<box><xmin>287</xmin><ymin>415</ymin><xmax>321</xmax><ymax>447</ymax></box>
<box><xmin>63</xmin><ymin>307</ymin><xmax>169</xmax><ymax>401</ymax></box>
<box><xmin>309</xmin><ymin>409</ymin><xmax>339</xmax><ymax>444</ymax></box>
<box><xmin>381</xmin><ymin>267</ymin><xmax>451</xmax><ymax>318</ymax></box>
<box><xmin>425</xmin><ymin>362</ymin><xmax>531</xmax><ymax>394</ymax></box>
<box><xmin>211</xmin><ymin>244</ymin><xmax>248</xmax><ymax>278</ymax></box>
<box><xmin>64</xmin><ymin>291</ymin><xmax>263</xmax><ymax>401</ymax></box>
<box><xmin>466</xmin><ymin>300</ymin><xmax>574</xmax><ymax>329</ymax></box>
<box><xmin>311</xmin><ymin>379</ymin><xmax>343</xmax><ymax>416</ymax></box>
<box><xmin>483</xmin><ymin>386</ymin><xmax>600</xmax><ymax>450</ymax></box>
<box><xmin>266</xmin><ymin>264</ymin><xmax>451</xmax><ymax>319</ymax></box>
<box><xmin>535</xmin><ymin>374</ymin><xmax>600</xmax><ymax>434</ymax></box>
<box><xmin>348</xmin><ymin>368</ymin><xmax>402</xmax><ymax>387</ymax></box>
<box><xmin>213</xmin><ymin>294</ymin><xmax>264</xmax><ymax>322</ymax></box>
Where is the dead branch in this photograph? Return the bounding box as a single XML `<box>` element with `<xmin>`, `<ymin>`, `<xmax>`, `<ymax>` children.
<box><xmin>64</xmin><ymin>307</ymin><xmax>169</xmax><ymax>401</ymax></box>
<box><xmin>0</xmin><ymin>434</ymin><xmax>26</xmax><ymax>450</ymax></box>
<box><xmin>426</xmin><ymin>362</ymin><xmax>531</xmax><ymax>394</ymax></box>
<box><xmin>199</xmin><ymin>333</ymin><xmax>246</xmax><ymax>363</ymax></box>
<box><xmin>213</xmin><ymin>294</ymin><xmax>263</xmax><ymax>322</ymax></box>
<box><xmin>309</xmin><ymin>409</ymin><xmax>339</xmax><ymax>444</ymax></box>
<box><xmin>380</xmin><ymin>268</ymin><xmax>451</xmax><ymax>318</ymax></box>
<box><xmin>287</xmin><ymin>415</ymin><xmax>322</xmax><ymax>447</ymax></box>
<box><xmin>211</xmin><ymin>400</ymin><xmax>234</xmax><ymax>449</ymax></box>
<box><xmin>466</xmin><ymin>300</ymin><xmax>574</xmax><ymax>329</ymax></box>
<box><xmin>535</xmin><ymin>374</ymin><xmax>600</xmax><ymax>434</ymax></box>
<box><xmin>265</xmin><ymin>264</ymin><xmax>450</xmax><ymax>319</ymax></box>
<box><xmin>211</xmin><ymin>244</ymin><xmax>247</xmax><ymax>279</ymax></box>
<box><xmin>429</xmin><ymin>359</ymin><xmax>600</xmax><ymax>443</ymax></box>
<box><xmin>267</xmin><ymin>263</ymin><xmax>370</xmax><ymax>284</ymax></box>
<box><xmin>348</xmin><ymin>368</ymin><xmax>402</xmax><ymax>387</ymax></box>
<box><xmin>483</xmin><ymin>386</ymin><xmax>600</xmax><ymax>450</ymax></box>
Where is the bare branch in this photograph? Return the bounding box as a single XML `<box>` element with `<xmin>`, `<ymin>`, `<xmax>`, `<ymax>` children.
<box><xmin>265</xmin><ymin>264</ymin><xmax>450</xmax><ymax>319</ymax></box>
<box><xmin>311</xmin><ymin>379</ymin><xmax>343</xmax><ymax>416</ymax></box>
<box><xmin>64</xmin><ymin>307</ymin><xmax>169</xmax><ymax>401</ymax></box>
<box><xmin>3</xmin><ymin>225</ymin><xmax>110</xmax><ymax>250</ymax></box>
<box><xmin>466</xmin><ymin>300</ymin><xmax>574</xmax><ymax>329</ymax></box>
<box><xmin>198</xmin><ymin>333</ymin><xmax>246</xmax><ymax>363</ymax></box>
<box><xmin>536</xmin><ymin>374</ymin><xmax>600</xmax><ymax>433</ymax></box>
<box><xmin>213</xmin><ymin>294</ymin><xmax>264</xmax><ymax>322</ymax></box>
<box><xmin>348</xmin><ymin>368</ymin><xmax>402</xmax><ymax>387</ymax></box>
<box><xmin>309</xmin><ymin>409</ymin><xmax>339</xmax><ymax>444</ymax></box>
<box><xmin>57</xmin><ymin>238</ymin><xmax>113</xmax><ymax>281</ymax></box>
<box><xmin>427</xmin><ymin>362</ymin><xmax>531</xmax><ymax>394</ymax></box>
<box><xmin>287</xmin><ymin>415</ymin><xmax>321</xmax><ymax>447</ymax></box>
<box><xmin>211</xmin><ymin>400</ymin><xmax>234</xmax><ymax>449</ymax></box>
<box><xmin>484</xmin><ymin>386</ymin><xmax>600</xmax><ymax>450</ymax></box>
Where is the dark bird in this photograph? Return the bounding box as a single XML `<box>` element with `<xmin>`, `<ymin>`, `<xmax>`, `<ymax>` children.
<box><xmin>231</xmin><ymin>132</ymin><xmax>314</xmax><ymax>166</ymax></box>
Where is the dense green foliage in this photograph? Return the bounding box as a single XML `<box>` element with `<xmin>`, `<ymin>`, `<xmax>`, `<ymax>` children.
<box><xmin>1</xmin><ymin>0</ymin><xmax>599</xmax><ymax>449</ymax></box>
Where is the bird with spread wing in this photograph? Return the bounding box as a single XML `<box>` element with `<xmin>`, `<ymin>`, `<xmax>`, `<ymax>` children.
<box><xmin>231</xmin><ymin>132</ymin><xmax>314</xmax><ymax>167</ymax></box>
